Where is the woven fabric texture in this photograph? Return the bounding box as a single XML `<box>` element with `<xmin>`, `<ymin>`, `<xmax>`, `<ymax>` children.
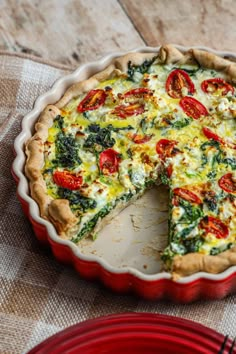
<box><xmin>0</xmin><ymin>52</ymin><xmax>235</xmax><ymax>354</ymax></box>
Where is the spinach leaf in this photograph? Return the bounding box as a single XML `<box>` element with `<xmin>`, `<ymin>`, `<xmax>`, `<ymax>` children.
<box><xmin>207</xmin><ymin>170</ymin><xmax>217</xmax><ymax>180</ymax></box>
<box><xmin>83</xmin><ymin>111</ymin><xmax>89</xmax><ymax>119</ymax></box>
<box><xmin>160</xmin><ymin>172</ymin><xmax>170</xmax><ymax>186</ymax></box>
<box><xmin>88</xmin><ymin>123</ymin><xmax>133</xmax><ymax>134</ymax></box>
<box><xmin>55</xmin><ymin>132</ymin><xmax>81</xmax><ymax>167</ymax></box>
<box><xmin>127</xmin><ymin>148</ymin><xmax>133</xmax><ymax>159</ymax></box>
<box><xmin>183</xmin><ymin>237</ymin><xmax>204</xmax><ymax>253</ymax></box>
<box><xmin>178</xmin><ymin>199</ymin><xmax>203</xmax><ymax>223</ymax></box>
<box><xmin>145</xmin><ymin>179</ymin><xmax>156</xmax><ymax>189</ymax></box>
<box><xmin>119</xmin><ymin>190</ymin><xmax>134</xmax><ymax>202</ymax></box>
<box><xmin>200</xmin><ymin>140</ymin><xmax>223</xmax><ymax>167</ymax></box>
<box><xmin>174</xmin><ymin>224</ymin><xmax>197</xmax><ymax>240</ymax></box>
<box><xmin>84</xmin><ymin>126</ymin><xmax>115</xmax><ymax>151</ymax></box>
<box><xmin>203</xmin><ymin>194</ymin><xmax>218</xmax><ymax>212</ymax></box>
<box><xmin>222</xmin><ymin>157</ymin><xmax>236</xmax><ymax>170</ymax></box>
<box><xmin>88</xmin><ymin>124</ymin><xmax>101</xmax><ymax>133</ymax></box>
<box><xmin>200</xmin><ymin>140</ymin><xmax>221</xmax><ymax>151</ymax></box>
<box><xmin>54</xmin><ymin>115</ymin><xmax>64</xmax><ymax>129</ymax></box>
<box><xmin>127</xmin><ymin>57</ymin><xmax>157</xmax><ymax>81</ymax></box>
<box><xmin>140</xmin><ymin>118</ymin><xmax>148</xmax><ymax>133</ymax></box>
<box><xmin>58</xmin><ymin>187</ymin><xmax>97</xmax><ymax>212</ymax></box>
<box><xmin>161</xmin><ymin>235</ymin><xmax>203</xmax><ymax>262</ymax></box>
<box><xmin>170</xmin><ymin>117</ymin><xmax>191</xmax><ymax>129</ymax></box>
<box><xmin>201</xmin><ymin>154</ymin><xmax>208</xmax><ymax>166</ymax></box>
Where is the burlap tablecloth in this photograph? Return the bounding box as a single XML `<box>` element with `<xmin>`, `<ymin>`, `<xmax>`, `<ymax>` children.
<box><xmin>0</xmin><ymin>51</ymin><xmax>236</xmax><ymax>354</ymax></box>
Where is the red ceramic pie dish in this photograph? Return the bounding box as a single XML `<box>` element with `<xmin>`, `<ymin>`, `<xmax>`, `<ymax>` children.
<box><xmin>27</xmin><ymin>313</ymin><xmax>235</xmax><ymax>354</ymax></box>
<box><xmin>12</xmin><ymin>45</ymin><xmax>236</xmax><ymax>302</ymax></box>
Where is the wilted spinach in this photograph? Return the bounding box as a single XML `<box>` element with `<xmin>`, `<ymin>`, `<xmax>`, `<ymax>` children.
<box><xmin>55</xmin><ymin>132</ymin><xmax>81</xmax><ymax>167</ymax></box>
<box><xmin>54</xmin><ymin>115</ymin><xmax>64</xmax><ymax>129</ymax></box>
<box><xmin>183</xmin><ymin>236</ymin><xmax>204</xmax><ymax>253</ymax></box>
<box><xmin>200</xmin><ymin>140</ymin><xmax>223</xmax><ymax>167</ymax></box>
<box><xmin>84</xmin><ymin>125</ymin><xmax>115</xmax><ymax>150</ymax></box>
<box><xmin>127</xmin><ymin>57</ymin><xmax>157</xmax><ymax>81</ymax></box>
<box><xmin>170</xmin><ymin>117</ymin><xmax>191</xmax><ymax>129</ymax></box>
<box><xmin>203</xmin><ymin>193</ymin><xmax>218</xmax><ymax>212</ymax></box>
<box><xmin>222</xmin><ymin>157</ymin><xmax>236</xmax><ymax>170</ymax></box>
<box><xmin>178</xmin><ymin>199</ymin><xmax>203</xmax><ymax>224</ymax></box>
<box><xmin>58</xmin><ymin>187</ymin><xmax>97</xmax><ymax>212</ymax></box>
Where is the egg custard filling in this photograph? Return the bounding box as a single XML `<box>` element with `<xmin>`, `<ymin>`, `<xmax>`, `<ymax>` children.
<box><xmin>25</xmin><ymin>45</ymin><xmax>236</xmax><ymax>278</ymax></box>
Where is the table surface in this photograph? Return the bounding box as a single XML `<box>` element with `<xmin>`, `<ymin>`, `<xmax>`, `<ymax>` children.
<box><xmin>1</xmin><ymin>1</ymin><xmax>236</xmax><ymax>353</ymax></box>
<box><xmin>0</xmin><ymin>0</ymin><xmax>236</xmax><ymax>65</ymax></box>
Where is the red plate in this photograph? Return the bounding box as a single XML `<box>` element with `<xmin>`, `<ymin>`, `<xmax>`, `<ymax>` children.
<box><xmin>27</xmin><ymin>313</ymin><xmax>234</xmax><ymax>354</ymax></box>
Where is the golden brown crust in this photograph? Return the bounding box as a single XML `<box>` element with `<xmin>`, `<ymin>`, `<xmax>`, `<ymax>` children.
<box><xmin>172</xmin><ymin>246</ymin><xmax>236</xmax><ymax>280</ymax></box>
<box><xmin>48</xmin><ymin>199</ymin><xmax>78</xmax><ymax>236</ymax></box>
<box><xmin>159</xmin><ymin>44</ymin><xmax>185</xmax><ymax>64</ymax></box>
<box><xmin>25</xmin><ymin>105</ymin><xmax>61</xmax><ymax>219</ymax></box>
<box><xmin>25</xmin><ymin>44</ymin><xmax>236</xmax><ymax>277</ymax></box>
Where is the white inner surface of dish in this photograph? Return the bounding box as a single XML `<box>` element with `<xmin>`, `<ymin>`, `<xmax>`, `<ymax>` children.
<box><xmin>80</xmin><ymin>186</ymin><xmax>168</xmax><ymax>274</ymax></box>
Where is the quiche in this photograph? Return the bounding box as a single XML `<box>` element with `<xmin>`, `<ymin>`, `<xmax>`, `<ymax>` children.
<box><xmin>25</xmin><ymin>45</ymin><xmax>236</xmax><ymax>279</ymax></box>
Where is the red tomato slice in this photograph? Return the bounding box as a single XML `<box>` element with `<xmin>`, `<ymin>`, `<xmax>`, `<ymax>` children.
<box><xmin>77</xmin><ymin>89</ymin><xmax>107</xmax><ymax>112</ymax></box>
<box><xmin>99</xmin><ymin>149</ymin><xmax>121</xmax><ymax>174</ymax></box>
<box><xmin>53</xmin><ymin>171</ymin><xmax>83</xmax><ymax>190</ymax></box>
<box><xmin>199</xmin><ymin>216</ymin><xmax>229</xmax><ymax>239</ymax></box>
<box><xmin>156</xmin><ymin>139</ymin><xmax>179</xmax><ymax>160</ymax></box>
<box><xmin>166</xmin><ymin>69</ymin><xmax>195</xmax><ymax>98</ymax></box>
<box><xmin>219</xmin><ymin>173</ymin><xmax>236</xmax><ymax>194</ymax></box>
<box><xmin>124</xmin><ymin>88</ymin><xmax>153</xmax><ymax>98</ymax></box>
<box><xmin>201</xmin><ymin>78</ymin><xmax>234</xmax><ymax>95</ymax></box>
<box><xmin>132</xmin><ymin>134</ymin><xmax>152</xmax><ymax>144</ymax></box>
<box><xmin>202</xmin><ymin>127</ymin><xmax>225</xmax><ymax>144</ymax></box>
<box><xmin>173</xmin><ymin>187</ymin><xmax>202</xmax><ymax>205</ymax></box>
<box><xmin>112</xmin><ymin>103</ymin><xmax>145</xmax><ymax>118</ymax></box>
<box><xmin>179</xmin><ymin>96</ymin><xmax>208</xmax><ymax>119</ymax></box>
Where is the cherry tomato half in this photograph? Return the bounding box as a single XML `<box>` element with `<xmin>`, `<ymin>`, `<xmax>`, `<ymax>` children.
<box><xmin>199</xmin><ymin>216</ymin><xmax>229</xmax><ymax>239</ymax></box>
<box><xmin>53</xmin><ymin>170</ymin><xmax>83</xmax><ymax>190</ymax></box>
<box><xmin>99</xmin><ymin>148</ymin><xmax>121</xmax><ymax>174</ymax></box>
<box><xmin>132</xmin><ymin>134</ymin><xmax>152</xmax><ymax>144</ymax></box>
<box><xmin>179</xmin><ymin>96</ymin><xmax>208</xmax><ymax>119</ymax></box>
<box><xmin>124</xmin><ymin>88</ymin><xmax>153</xmax><ymax>98</ymax></box>
<box><xmin>218</xmin><ymin>173</ymin><xmax>236</xmax><ymax>194</ymax></box>
<box><xmin>166</xmin><ymin>69</ymin><xmax>195</xmax><ymax>98</ymax></box>
<box><xmin>201</xmin><ymin>78</ymin><xmax>234</xmax><ymax>96</ymax></box>
<box><xmin>173</xmin><ymin>187</ymin><xmax>202</xmax><ymax>205</ymax></box>
<box><xmin>112</xmin><ymin>103</ymin><xmax>145</xmax><ymax>118</ymax></box>
<box><xmin>156</xmin><ymin>139</ymin><xmax>179</xmax><ymax>160</ymax></box>
<box><xmin>202</xmin><ymin>126</ymin><xmax>225</xmax><ymax>144</ymax></box>
<box><xmin>77</xmin><ymin>89</ymin><xmax>107</xmax><ymax>113</ymax></box>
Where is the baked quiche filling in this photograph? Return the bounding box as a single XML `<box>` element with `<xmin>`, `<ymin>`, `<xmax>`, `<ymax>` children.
<box><xmin>26</xmin><ymin>46</ymin><xmax>236</xmax><ymax>277</ymax></box>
